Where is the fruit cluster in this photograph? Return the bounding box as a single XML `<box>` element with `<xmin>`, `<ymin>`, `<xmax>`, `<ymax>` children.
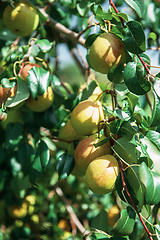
<box><xmin>0</xmin><ymin>63</ymin><xmax>54</xmax><ymax>129</ymax></box>
<box><xmin>57</xmin><ymin>94</ymin><xmax>119</xmax><ymax>195</ymax></box>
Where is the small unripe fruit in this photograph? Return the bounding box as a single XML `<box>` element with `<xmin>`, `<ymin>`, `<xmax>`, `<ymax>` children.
<box><xmin>74</xmin><ymin>134</ymin><xmax>112</xmax><ymax>173</ymax></box>
<box><xmin>88</xmin><ymin>33</ymin><xmax>127</xmax><ymax>74</ymax></box>
<box><xmin>26</xmin><ymin>86</ymin><xmax>54</xmax><ymax>112</ymax></box>
<box><xmin>71</xmin><ymin>99</ymin><xmax>104</xmax><ymax>136</ymax></box>
<box><xmin>85</xmin><ymin>154</ymin><xmax>119</xmax><ymax>195</ymax></box>
<box><xmin>3</xmin><ymin>0</ymin><xmax>39</xmax><ymax>37</ymax></box>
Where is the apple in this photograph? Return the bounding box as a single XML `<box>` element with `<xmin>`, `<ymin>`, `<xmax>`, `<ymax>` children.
<box><xmin>88</xmin><ymin>33</ymin><xmax>127</xmax><ymax>74</ymax></box>
<box><xmin>57</xmin><ymin>119</ymin><xmax>84</xmax><ymax>156</ymax></box>
<box><xmin>0</xmin><ymin>109</ymin><xmax>24</xmax><ymax>130</ymax></box>
<box><xmin>71</xmin><ymin>99</ymin><xmax>104</xmax><ymax>136</ymax></box>
<box><xmin>74</xmin><ymin>134</ymin><xmax>112</xmax><ymax>174</ymax></box>
<box><xmin>85</xmin><ymin>154</ymin><xmax>119</xmax><ymax>195</ymax></box>
<box><xmin>2</xmin><ymin>0</ymin><xmax>39</xmax><ymax>37</ymax></box>
<box><xmin>25</xmin><ymin>86</ymin><xmax>54</xmax><ymax>112</ymax></box>
<box><xmin>20</xmin><ymin>63</ymin><xmax>41</xmax><ymax>82</ymax></box>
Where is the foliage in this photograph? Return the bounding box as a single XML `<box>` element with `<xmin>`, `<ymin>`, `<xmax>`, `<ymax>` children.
<box><xmin>0</xmin><ymin>0</ymin><xmax>160</xmax><ymax>239</ymax></box>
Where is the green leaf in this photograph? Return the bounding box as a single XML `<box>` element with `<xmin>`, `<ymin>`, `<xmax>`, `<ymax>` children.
<box><xmin>36</xmin><ymin>39</ymin><xmax>52</xmax><ymax>53</ymax></box>
<box><xmin>110</xmin><ymin>206</ymin><xmax>136</xmax><ymax>236</ymax></box>
<box><xmin>139</xmin><ymin>136</ymin><xmax>160</xmax><ymax>175</ymax></box>
<box><xmin>56</xmin><ymin>152</ymin><xmax>75</xmax><ymax>179</ymax></box>
<box><xmin>126</xmin><ymin>165</ymin><xmax>145</xmax><ymax>210</ymax></box>
<box><xmin>107</xmin><ymin>64</ymin><xmax>124</xmax><ymax>84</ymax></box>
<box><xmin>80</xmin><ymin>80</ymin><xmax>98</xmax><ymax>101</ymax></box>
<box><xmin>85</xmin><ymin>33</ymin><xmax>99</xmax><ymax>48</ymax></box>
<box><xmin>29</xmin><ymin>140</ymin><xmax>50</xmax><ymax>183</ymax></box>
<box><xmin>113</xmin><ymin>136</ymin><xmax>138</xmax><ymax>165</ymax></box>
<box><xmin>139</xmin><ymin>162</ymin><xmax>160</xmax><ymax>205</ymax></box>
<box><xmin>5</xmin><ymin>76</ymin><xmax>30</xmax><ymax>107</ymax></box>
<box><xmin>27</xmin><ymin>66</ymin><xmax>50</xmax><ymax>99</ymax></box>
<box><xmin>91</xmin><ymin>208</ymin><xmax>109</xmax><ymax>233</ymax></box>
<box><xmin>146</xmin><ymin>130</ymin><xmax>160</xmax><ymax>150</ymax></box>
<box><xmin>150</xmin><ymin>91</ymin><xmax>160</xmax><ymax>127</ymax></box>
<box><xmin>95</xmin><ymin>4</ymin><xmax>112</xmax><ymax>22</ymax></box>
<box><xmin>123</xmin><ymin>62</ymin><xmax>151</xmax><ymax>95</ymax></box>
<box><xmin>1</xmin><ymin>78</ymin><xmax>16</xmax><ymax>88</ymax></box>
<box><xmin>124</xmin><ymin>21</ymin><xmax>146</xmax><ymax>54</ymax></box>
<box><xmin>76</xmin><ymin>0</ymin><xmax>90</xmax><ymax>16</ymax></box>
<box><xmin>125</xmin><ymin>0</ymin><xmax>145</xmax><ymax>18</ymax></box>
<box><xmin>5</xmin><ymin>123</ymin><xmax>24</xmax><ymax>151</ymax></box>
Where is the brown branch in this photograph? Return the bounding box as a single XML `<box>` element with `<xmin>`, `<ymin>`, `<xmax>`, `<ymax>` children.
<box><xmin>38</xmin><ymin>8</ymin><xmax>86</xmax><ymax>47</ymax></box>
<box><xmin>116</xmin><ymin>158</ymin><xmax>154</xmax><ymax>240</ymax></box>
<box><xmin>54</xmin><ymin>185</ymin><xmax>86</xmax><ymax>234</ymax></box>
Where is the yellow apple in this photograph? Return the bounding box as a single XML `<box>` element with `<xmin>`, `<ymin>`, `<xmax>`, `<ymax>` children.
<box><xmin>20</xmin><ymin>63</ymin><xmax>41</xmax><ymax>82</ymax></box>
<box><xmin>85</xmin><ymin>154</ymin><xmax>119</xmax><ymax>195</ymax></box>
<box><xmin>71</xmin><ymin>99</ymin><xmax>104</xmax><ymax>136</ymax></box>
<box><xmin>57</xmin><ymin>119</ymin><xmax>84</xmax><ymax>156</ymax></box>
<box><xmin>88</xmin><ymin>33</ymin><xmax>127</xmax><ymax>74</ymax></box>
<box><xmin>74</xmin><ymin>134</ymin><xmax>112</xmax><ymax>174</ymax></box>
<box><xmin>26</xmin><ymin>86</ymin><xmax>54</xmax><ymax>112</ymax></box>
<box><xmin>3</xmin><ymin>0</ymin><xmax>39</xmax><ymax>37</ymax></box>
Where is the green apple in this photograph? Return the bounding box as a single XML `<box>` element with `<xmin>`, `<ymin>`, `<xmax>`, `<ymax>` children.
<box><xmin>71</xmin><ymin>99</ymin><xmax>104</xmax><ymax>136</ymax></box>
<box><xmin>74</xmin><ymin>134</ymin><xmax>112</xmax><ymax>174</ymax></box>
<box><xmin>85</xmin><ymin>154</ymin><xmax>119</xmax><ymax>195</ymax></box>
<box><xmin>3</xmin><ymin>0</ymin><xmax>39</xmax><ymax>37</ymax></box>
<box><xmin>88</xmin><ymin>33</ymin><xmax>127</xmax><ymax>74</ymax></box>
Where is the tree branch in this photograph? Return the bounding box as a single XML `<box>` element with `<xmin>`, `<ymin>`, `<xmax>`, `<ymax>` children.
<box><xmin>38</xmin><ymin>8</ymin><xmax>86</xmax><ymax>47</ymax></box>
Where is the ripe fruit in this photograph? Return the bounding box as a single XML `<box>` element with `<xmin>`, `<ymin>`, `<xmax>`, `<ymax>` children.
<box><xmin>58</xmin><ymin>120</ymin><xmax>84</xmax><ymax>156</ymax></box>
<box><xmin>85</xmin><ymin>154</ymin><xmax>119</xmax><ymax>195</ymax></box>
<box><xmin>74</xmin><ymin>134</ymin><xmax>112</xmax><ymax>174</ymax></box>
<box><xmin>26</xmin><ymin>86</ymin><xmax>54</xmax><ymax>112</ymax></box>
<box><xmin>7</xmin><ymin>202</ymin><xmax>28</xmax><ymax>219</ymax></box>
<box><xmin>71</xmin><ymin>99</ymin><xmax>104</xmax><ymax>136</ymax></box>
<box><xmin>20</xmin><ymin>63</ymin><xmax>41</xmax><ymax>82</ymax></box>
<box><xmin>88</xmin><ymin>33</ymin><xmax>127</xmax><ymax>74</ymax></box>
<box><xmin>3</xmin><ymin>0</ymin><xmax>39</xmax><ymax>37</ymax></box>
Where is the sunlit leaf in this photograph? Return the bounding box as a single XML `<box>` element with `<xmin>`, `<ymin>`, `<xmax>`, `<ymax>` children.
<box><xmin>125</xmin><ymin>0</ymin><xmax>145</xmax><ymax>18</ymax></box>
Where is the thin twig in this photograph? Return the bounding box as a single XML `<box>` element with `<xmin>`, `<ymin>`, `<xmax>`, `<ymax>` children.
<box><xmin>54</xmin><ymin>185</ymin><xmax>86</xmax><ymax>234</ymax></box>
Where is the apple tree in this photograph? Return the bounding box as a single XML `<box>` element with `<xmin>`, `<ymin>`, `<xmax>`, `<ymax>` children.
<box><xmin>0</xmin><ymin>0</ymin><xmax>160</xmax><ymax>239</ymax></box>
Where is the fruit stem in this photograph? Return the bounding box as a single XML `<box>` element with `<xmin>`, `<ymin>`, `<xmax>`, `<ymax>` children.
<box><xmin>117</xmin><ymin>158</ymin><xmax>154</xmax><ymax>240</ymax></box>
